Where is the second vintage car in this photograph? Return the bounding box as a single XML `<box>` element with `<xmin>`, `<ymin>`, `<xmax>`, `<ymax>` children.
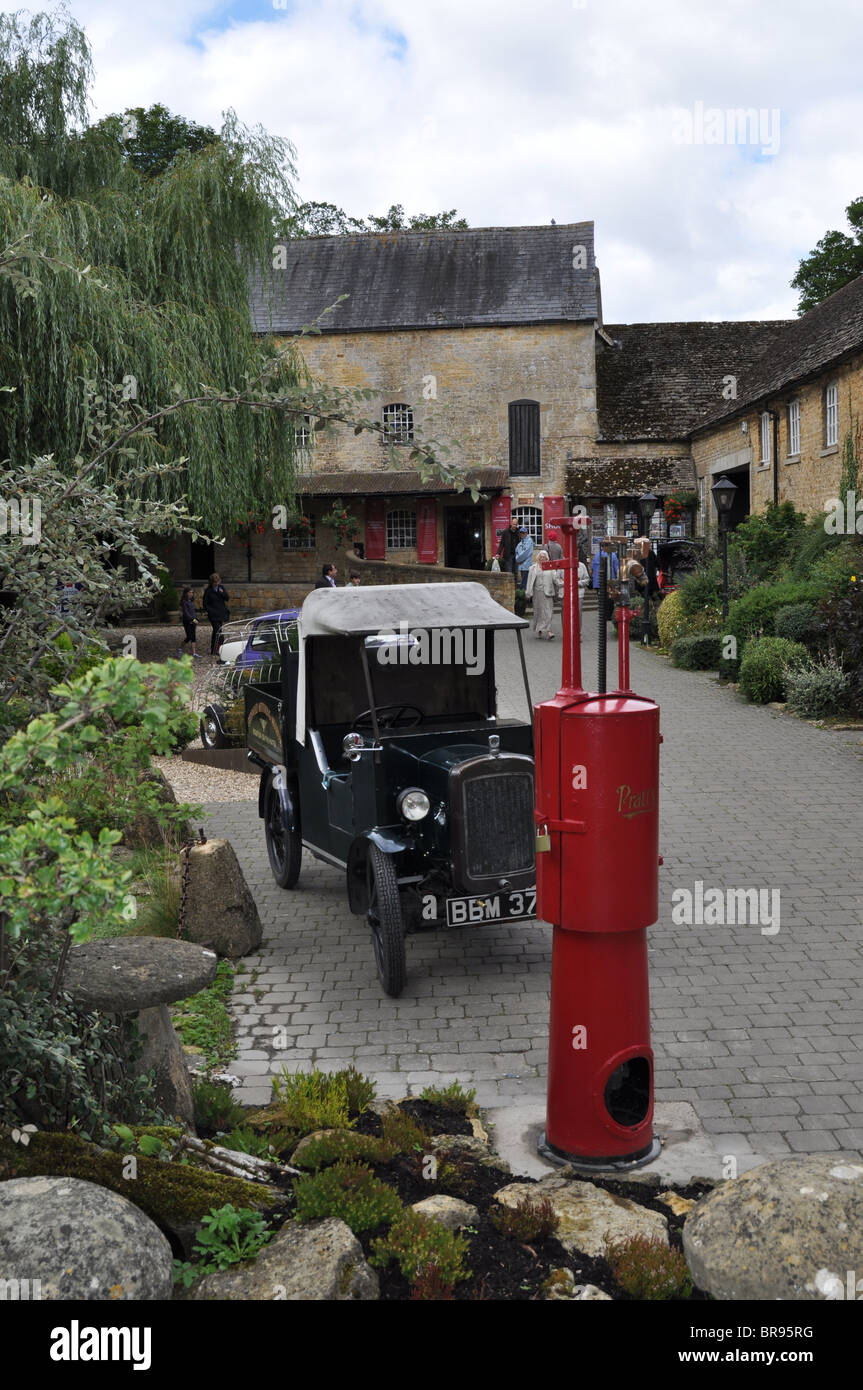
<box><xmin>244</xmin><ymin>582</ymin><xmax>537</xmax><ymax>996</ymax></box>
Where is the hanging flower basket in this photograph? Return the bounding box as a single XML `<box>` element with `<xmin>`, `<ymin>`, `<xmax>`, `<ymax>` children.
<box><xmin>319</xmin><ymin>498</ymin><xmax>361</xmax><ymax>549</ymax></box>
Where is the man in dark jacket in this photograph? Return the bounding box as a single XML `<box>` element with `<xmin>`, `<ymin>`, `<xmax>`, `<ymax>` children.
<box><xmin>315</xmin><ymin>564</ymin><xmax>338</xmax><ymax>589</ymax></box>
<box><xmin>496</xmin><ymin>518</ymin><xmax>521</xmax><ymax>574</ymax></box>
<box><xmin>202</xmin><ymin>572</ymin><xmax>230</xmax><ymax>654</ymax></box>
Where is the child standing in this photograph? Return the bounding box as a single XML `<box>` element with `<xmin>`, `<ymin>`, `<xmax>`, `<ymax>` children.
<box><xmin>178</xmin><ymin>587</ymin><xmax>201</xmax><ymax>658</ymax></box>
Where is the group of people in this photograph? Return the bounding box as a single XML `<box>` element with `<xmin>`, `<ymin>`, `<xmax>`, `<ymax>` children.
<box><xmin>314</xmin><ymin>564</ymin><xmax>361</xmax><ymax>589</ymax></box>
<box><xmin>178</xmin><ymin>565</ymin><xmax>366</xmax><ymax>659</ymax></box>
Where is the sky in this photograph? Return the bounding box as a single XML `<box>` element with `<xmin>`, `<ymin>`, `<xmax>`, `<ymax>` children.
<box><xmin>8</xmin><ymin>0</ymin><xmax>863</xmax><ymax>323</ymax></box>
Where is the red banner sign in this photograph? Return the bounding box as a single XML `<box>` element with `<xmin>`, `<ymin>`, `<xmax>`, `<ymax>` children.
<box><xmin>417</xmin><ymin>499</ymin><xmax>438</xmax><ymax>563</ymax></box>
<box><xmin>364</xmin><ymin>498</ymin><xmax>386</xmax><ymax>560</ymax></box>
<box><xmin>491</xmin><ymin>494</ymin><xmax>512</xmax><ymax>544</ymax></box>
<box><xmin>544</xmin><ymin>495</ymin><xmax>566</xmax><ymax>539</ymax></box>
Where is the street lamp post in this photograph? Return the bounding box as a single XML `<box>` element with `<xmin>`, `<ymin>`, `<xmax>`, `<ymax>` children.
<box><xmin>638</xmin><ymin>492</ymin><xmax>657</xmax><ymax>645</ymax></box>
<box><xmin>711</xmin><ymin>475</ymin><xmax>738</xmax><ymax>621</ymax></box>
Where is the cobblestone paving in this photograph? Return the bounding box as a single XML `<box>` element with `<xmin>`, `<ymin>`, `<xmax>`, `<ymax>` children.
<box><xmin>200</xmin><ymin>611</ymin><xmax>863</xmax><ymax>1164</ymax></box>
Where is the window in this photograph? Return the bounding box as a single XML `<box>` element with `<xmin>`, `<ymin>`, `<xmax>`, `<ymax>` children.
<box><xmin>282</xmin><ymin>514</ymin><xmax>315</xmax><ymax>550</ymax></box>
<box><xmin>760</xmin><ymin>411</ymin><xmax>772</xmax><ymax>464</ymax></box>
<box><xmin>294</xmin><ymin>415</ymin><xmax>313</xmax><ymax>449</ymax></box>
<box><xmin>382</xmin><ymin>404</ymin><xmax>413</xmax><ymax>444</ymax></box>
<box><xmin>508</xmin><ymin>400</ymin><xmax>541</xmax><ymax>476</ymax></box>
<box><xmin>512</xmin><ymin>505</ymin><xmax>543</xmax><ymax>547</ymax></box>
<box><xmin>787</xmin><ymin>399</ymin><xmax>800</xmax><ymax>456</ymax></box>
<box><xmin>386</xmin><ymin>508</ymin><xmax>416</xmax><ymax>549</ymax></box>
<box><xmin>824</xmin><ymin>382</ymin><xmax>838</xmax><ymax>447</ymax></box>
<box><xmin>698</xmin><ymin>476</ymin><xmax>706</xmax><ymax>536</ymax></box>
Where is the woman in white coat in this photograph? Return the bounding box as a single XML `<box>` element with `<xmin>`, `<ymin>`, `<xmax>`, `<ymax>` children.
<box><xmin>525</xmin><ymin>549</ymin><xmax>563</xmax><ymax>639</ymax></box>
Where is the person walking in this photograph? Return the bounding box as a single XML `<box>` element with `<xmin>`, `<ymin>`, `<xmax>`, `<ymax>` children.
<box><xmin>177</xmin><ymin>586</ymin><xmax>202</xmax><ymax>658</ymax></box>
<box><xmin>315</xmin><ymin>563</ymin><xmax>338</xmax><ymax>589</ymax></box>
<box><xmin>525</xmin><ymin>549</ymin><xmax>564</xmax><ymax>639</ymax></box>
<box><xmin>546</xmin><ymin>532</ymin><xmax>563</xmax><ymax>561</ymax></box>
<box><xmin>515</xmin><ymin>528</ymin><xmax>534</xmax><ymax>589</ymax></box>
<box><xmin>496</xmin><ymin>517</ymin><xmax>521</xmax><ymax>575</ymax></box>
<box><xmin>202</xmin><ymin>572</ymin><xmax>230</xmax><ymax>654</ymax></box>
<box><xmin>591</xmin><ymin>544</ymin><xmax>619</xmax><ymax>590</ymax></box>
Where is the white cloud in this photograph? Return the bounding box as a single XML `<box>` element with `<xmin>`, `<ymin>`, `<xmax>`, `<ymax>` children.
<box><xmin>3</xmin><ymin>0</ymin><xmax>862</xmax><ymax>319</ymax></box>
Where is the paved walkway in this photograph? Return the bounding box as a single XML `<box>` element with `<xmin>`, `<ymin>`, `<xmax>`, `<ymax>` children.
<box><xmin>202</xmin><ymin>610</ymin><xmax>863</xmax><ymax>1165</ymax></box>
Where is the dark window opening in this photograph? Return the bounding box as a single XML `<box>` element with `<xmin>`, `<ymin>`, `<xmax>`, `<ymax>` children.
<box><xmin>508</xmin><ymin>400</ymin><xmax>541</xmax><ymax>476</ymax></box>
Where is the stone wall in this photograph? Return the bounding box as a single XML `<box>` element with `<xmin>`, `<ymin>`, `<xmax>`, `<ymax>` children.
<box><xmin>341</xmin><ymin>552</ymin><xmax>517</xmax><ymax>611</ymax></box>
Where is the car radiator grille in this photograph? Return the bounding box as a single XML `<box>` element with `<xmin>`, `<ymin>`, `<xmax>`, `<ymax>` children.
<box><xmin>462</xmin><ymin>772</ymin><xmax>535</xmax><ymax>877</ymax></box>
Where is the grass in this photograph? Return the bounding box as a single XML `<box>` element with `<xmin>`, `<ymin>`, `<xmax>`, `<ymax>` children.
<box><xmin>171</xmin><ymin>960</ymin><xmax>237</xmax><ymax>1069</ymax></box>
<box><xmin>89</xmin><ymin>846</ymin><xmax>179</xmax><ymax>941</ymax></box>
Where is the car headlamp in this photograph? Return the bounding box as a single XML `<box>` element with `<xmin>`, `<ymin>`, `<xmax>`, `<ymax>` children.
<box><xmin>397</xmin><ymin>788</ymin><xmax>431</xmax><ymax>822</ymax></box>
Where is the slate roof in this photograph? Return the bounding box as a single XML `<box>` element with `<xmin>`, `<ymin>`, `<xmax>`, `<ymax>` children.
<box><xmin>250</xmin><ymin>224</ymin><xmax>598</xmax><ymax>334</ymax></box>
<box><xmin>295</xmin><ymin>468</ymin><xmax>508</xmax><ymax>496</ymax></box>
<box><xmin>691</xmin><ymin>272</ymin><xmax>863</xmax><ymax>434</ymax></box>
<box><xmin>566</xmin><ymin>455</ymin><xmax>697</xmax><ymax>498</ymax></box>
<box><xmin>597</xmin><ymin>321</ymin><xmax>792</xmax><ymax>442</ymax></box>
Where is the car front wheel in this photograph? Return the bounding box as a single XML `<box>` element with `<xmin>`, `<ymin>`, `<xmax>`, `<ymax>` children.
<box><xmin>264</xmin><ymin>774</ymin><xmax>302</xmax><ymax>889</ymax></box>
<box><xmin>200</xmin><ymin>703</ymin><xmax>229</xmax><ymax>749</ymax></box>
<box><xmin>366</xmin><ymin>843</ymin><xmax>406</xmax><ymax>997</ymax></box>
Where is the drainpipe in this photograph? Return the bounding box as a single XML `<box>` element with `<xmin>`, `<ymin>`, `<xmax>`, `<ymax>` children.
<box><xmin>770</xmin><ymin>410</ymin><xmax>779</xmax><ymax>508</ymax></box>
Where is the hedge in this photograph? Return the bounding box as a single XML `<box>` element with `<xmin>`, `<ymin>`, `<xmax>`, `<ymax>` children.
<box><xmin>670</xmin><ymin>633</ymin><xmax>723</xmax><ymax>670</ymax></box>
<box><xmin>738</xmin><ymin>636</ymin><xmax>809</xmax><ymax>704</ymax></box>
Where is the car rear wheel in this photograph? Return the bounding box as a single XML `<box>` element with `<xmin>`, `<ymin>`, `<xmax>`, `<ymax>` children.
<box><xmin>264</xmin><ymin>774</ymin><xmax>302</xmax><ymax>889</ymax></box>
<box><xmin>366</xmin><ymin>844</ymin><xmax>406</xmax><ymax>997</ymax></box>
<box><xmin>200</xmin><ymin>703</ymin><xmax>229</xmax><ymax>750</ymax></box>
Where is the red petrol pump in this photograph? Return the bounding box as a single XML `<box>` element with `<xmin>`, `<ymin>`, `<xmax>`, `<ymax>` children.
<box><xmin>535</xmin><ymin>518</ymin><xmax>662</xmax><ymax>1170</ymax></box>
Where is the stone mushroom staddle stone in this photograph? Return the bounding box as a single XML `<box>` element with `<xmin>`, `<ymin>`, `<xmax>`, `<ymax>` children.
<box><xmin>0</xmin><ymin>1176</ymin><xmax>173</xmax><ymax>1300</ymax></box>
<box><xmin>62</xmin><ymin>938</ymin><xmax>218</xmax><ymax>1124</ymax></box>
<box><xmin>182</xmin><ymin>837</ymin><xmax>263</xmax><ymax>958</ymax></box>
<box><xmin>683</xmin><ymin>1156</ymin><xmax>863</xmax><ymax>1300</ymax></box>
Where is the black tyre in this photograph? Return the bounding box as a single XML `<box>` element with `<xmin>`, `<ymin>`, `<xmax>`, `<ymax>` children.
<box><xmin>264</xmin><ymin>774</ymin><xmax>302</xmax><ymax>889</ymax></box>
<box><xmin>200</xmin><ymin>703</ymin><xmax>228</xmax><ymax>750</ymax></box>
<box><xmin>366</xmin><ymin>843</ymin><xmax>407</xmax><ymax>997</ymax></box>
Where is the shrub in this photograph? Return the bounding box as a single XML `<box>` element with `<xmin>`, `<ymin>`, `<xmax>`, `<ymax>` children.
<box><xmin>219</xmin><ymin>1128</ymin><xmax>279</xmax><ymax>1159</ymax></box>
<box><xmin>409</xmin><ymin>1264</ymin><xmax>456</xmax><ymax>1300</ymax></box>
<box><xmin>265</xmin><ymin>1065</ymin><xmax>376</xmax><ymax>1136</ymax></box>
<box><xmin>670</xmin><ymin>633</ymin><xmax>723</xmax><ymax>670</ymax></box>
<box><xmin>174</xmin><ymin>1203</ymin><xmax>273</xmax><ymax>1285</ymax></box>
<box><xmin>604</xmin><ymin>1234</ymin><xmax>692</xmax><ymax>1300</ymax></box>
<box><xmin>380</xmin><ymin>1108</ymin><xmax>431</xmax><ymax>1158</ymax></box>
<box><xmin>192</xmin><ymin>1079</ymin><xmax>246</xmax><ymax>1134</ymax></box>
<box><xmin>738</xmin><ymin>637</ymin><xmax>809</xmax><ymax>704</ymax></box>
<box><xmin>292</xmin><ymin>1131</ymin><xmax>385</xmax><ymax>1170</ymax></box>
<box><xmin>816</xmin><ymin>576</ymin><xmax>863</xmax><ymax>714</ymax></box>
<box><xmin>785</xmin><ymin>658</ymin><xmax>851</xmax><ymax>719</ymax></box>
<box><xmin>785</xmin><ymin>514</ymin><xmax>841</xmax><ymax>582</ymax></box>
<box><xmin>370</xmin><ymin>1208</ymin><xmax>470</xmax><ymax>1286</ymax></box>
<box><xmin>293</xmin><ymin>1161</ymin><xmax>403</xmax><ymax>1233</ymax></box>
<box><xmin>677</xmin><ymin>561</ymin><xmax>722</xmax><ymax>619</ymax></box>
<box><xmin>727</xmin><ymin>580</ymin><xmax>825</xmax><ymax>650</ymax></box>
<box><xmin>727</xmin><ymin>501</ymin><xmax>806</xmax><ymax>583</ymax></box>
<box><xmin>656</xmin><ymin>590</ymin><xmax>687</xmax><ymax>649</ymax></box>
<box><xmin>773</xmin><ymin>603</ymin><xmax>820</xmax><ymax>647</ymax></box>
<box><xmin>419</xmin><ymin>1081</ymin><xmax>477</xmax><ymax>1116</ymax></box>
<box><xmin>490</xmin><ymin>1196</ymin><xmax>559</xmax><ymax>1242</ymax></box>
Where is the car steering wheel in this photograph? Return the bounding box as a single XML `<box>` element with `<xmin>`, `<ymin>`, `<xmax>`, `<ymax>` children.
<box><xmin>352</xmin><ymin>703</ymin><xmax>424</xmax><ymax>731</ymax></box>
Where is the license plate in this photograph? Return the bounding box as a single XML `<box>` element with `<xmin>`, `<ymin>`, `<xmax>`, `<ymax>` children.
<box><xmin>445</xmin><ymin>888</ymin><xmax>537</xmax><ymax>926</ymax></box>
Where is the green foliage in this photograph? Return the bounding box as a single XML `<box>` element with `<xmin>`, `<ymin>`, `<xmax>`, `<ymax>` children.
<box><xmin>192</xmin><ymin>1079</ymin><xmax>246</xmax><ymax>1135</ymax></box>
<box><xmin>738</xmin><ymin>637</ymin><xmax>809</xmax><ymax>704</ymax></box>
<box><xmin>670</xmin><ymin>633</ymin><xmax>723</xmax><ymax>670</ymax></box>
<box><xmin>490</xmin><ymin>1196</ymin><xmax>559</xmax><ymax>1242</ymax></box>
<box><xmin>785</xmin><ymin>658</ymin><xmax>851</xmax><ymax>719</ymax></box>
<box><xmin>293</xmin><ymin>1130</ymin><xmax>385</xmax><ymax>1170</ymax></box>
<box><xmin>219</xmin><ymin>1127</ymin><xmax>282</xmax><ymax>1159</ymax></box>
<box><xmin>370</xmin><ymin>1208</ymin><xmax>470</xmax><ymax>1286</ymax></box>
<box><xmin>409</xmin><ymin>1264</ymin><xmax>456</xmax><ymax>1300</ymax></box>
<box><xmin>92</xmin><ymin>103</ymin><xmax>219</xmax><ymax>180</ymax></box>
<box><xmin>288</xmin><ymin>201</ymin><xmax>468</xmax><ymax>238</ymax></box>
<box><xmin>677</xmin><ymin>559</ymin><xmax>722</xmax><ymax>618</ymax></box>
<box><xmin>656</xmin><ymin>589</ymin><xmax>717</xmax><ymax>648</ymax></box>
<box><xmin>419</xmin><ymin>1081</ymin><xmax>477</xmax><ymax>1116</ymax></box>
<box><xmin>816</xmin><ymin>576</ymin><xmax>863</xmax><ymax>713</ymax></box>
<box><xmin>174</xmin><ymin>1203</ymin><xmax>274</xmax><ymax>1285</ymax></box>
<box><xmin>790</xmin><ymin>196</ymin><xmax>863</xmax><ymax>313</ymax></box>
<box><xmin>380</xmin><ymin>1108</ymin><xmax>431</xmax><ymax>1158</ymax></box>
<box><xmin>773</xmin><ymin>603</ymin><xmax>820</xmax><ymax>647</ymax></box>
<box><xmin>293</xmin><ymin>1161</ymin><xmax>403</xmax><ymax>1233</ymax></box>
<box><xmin>266</xmin><ymin>1065</ymin><xmax>374</xmax><ymax>1136</ymax></box>
<box><xmin>727</xmin><ymin>502</ymin><xmax>806</xmax><ymax>584</ymax></box>
<box><xmin>604</xmin><ymin>1234</ymin><xmax>693</xmax><ymax>1300</ymax></box>
<box><xmin>784</xmin><ymin>515</ymin><xmax>841</xmax><ymax>582</ymax></box>
<box><xmin>172</xmin><ymin>961</ymin><xmax>236</xmax><ymax>1069</ymax></box>
<box><xmin>727</xmin><ymin>580</ymin><xmax>826</xmax><ymax>650</ymax></box>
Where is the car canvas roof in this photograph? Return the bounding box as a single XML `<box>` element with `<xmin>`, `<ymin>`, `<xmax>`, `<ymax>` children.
<box><xmin>299</xmin><ymin>583</ymin><xmax>527</xmax><ymax>637</ymax></box>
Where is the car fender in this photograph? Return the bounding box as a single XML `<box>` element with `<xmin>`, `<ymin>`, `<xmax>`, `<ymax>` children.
<box><xmin>257</xmin><ymin>764</ymin><xmax>298</xmax><ymax>830</ymax></box>
<box><xmin>346</xmin><ymin>829</ymin><xmax>411</xmax><ymax>914</ymax></box>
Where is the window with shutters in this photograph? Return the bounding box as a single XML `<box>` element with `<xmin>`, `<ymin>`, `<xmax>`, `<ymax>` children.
<box><xmin>386</xmin><ymin>508</ymin><xmax>417</xmax><ymax>549</ymax></box>
<box><xmin>382</xmin><ymin>403</ymin><xmax>414</xmax><ymax>444</ymax></box>
<box><xmin>508</xmin><ymin>400</ymin><xmax>541</xmax><ymax>476</ymax></box>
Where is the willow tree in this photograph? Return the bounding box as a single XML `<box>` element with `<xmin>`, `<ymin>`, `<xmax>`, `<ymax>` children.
<box><xmin>0</xmin><ymin>9</ymin><xmax>313</xmax><ymax>533</ymax></box>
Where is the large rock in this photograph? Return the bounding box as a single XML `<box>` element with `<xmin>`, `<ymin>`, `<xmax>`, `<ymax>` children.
<box><xmin>182</xmin><ymin>838</ymin><xmax>263</xmax><ymax>958</ymax></box>
<box><xmin>682</xmin><ymin>1156</ymin><xmax>863</xmax><ymax>1301</ymax></box>
<box><xmin>134</xmin><ymin>1005</ymin><xmax>195</xmax><ymax>1125</ymax></box>
<box><xmin>62</xmin><ymin>937</ymin><xmax>218</xmax><ymax>1013</ymax></box>
<box><xmin>494</xmin><ymin>1176</ymin><xmax>668</xmax><ymax>1259</ymax></box>
<box><xmin>411</xmin><ymin>1195</ymin><xmax>479</xmax><ymax>1231</ymax></box>
<box><xmin>192</xmin><ymin>1218</ymin><xmax>379</xmax><ymax>1300</ymax></box>
<box><xmin>0</xmin><ymin>1176</ymin><xmax>172</xmax><ymax>1300</ymax></box>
